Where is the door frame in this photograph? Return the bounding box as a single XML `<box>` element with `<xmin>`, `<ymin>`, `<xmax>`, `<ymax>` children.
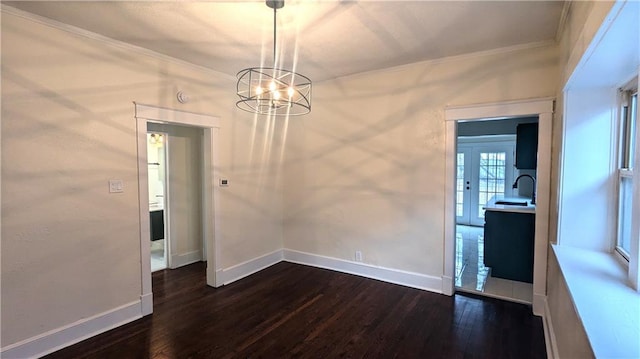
<box><xmin>147</xmin><ymin>131</ymin><xmax>171</xmax><ymax>270</ymax></box>
<box><xmin>443</xmin><ymin>98</ymin><xmax>553</xmax><ymax>316</ymax></box>
<box><xmin>135</xmin><ymin>103</ymin><xmax>222</xmax><ymax>315</ymax></box>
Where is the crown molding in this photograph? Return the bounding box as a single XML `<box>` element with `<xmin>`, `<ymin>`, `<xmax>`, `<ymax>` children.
<box><xmin>0</xmin><ymin>4</ymin><xmax>235</xmax><ymax>81</ymax></box>
<box><xmin>555</xmin><ymin>1</ymin><xmax>571</xmax><ymax>43</ymax></box>
<box><xmin>322</xmin><ymin>39</ymin><xmax>558</xmax><ymax>84</ymax></box>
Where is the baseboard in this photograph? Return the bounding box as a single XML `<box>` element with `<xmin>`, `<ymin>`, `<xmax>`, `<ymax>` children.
<box><xmin>140</xmin><ymin>292</ymin><xmax>153</xmax><ymax>316</ymax></box>
<box><xmin>0</xmin><ymin>300</ymin><xmax>142</xmax><ymax>359</ymax></box>
<box><xmin>215</xmin><ymin>249</ymin><xmax>283</xmax><ymax>286</ymax></box>
<box><xmin>542</xmin><ymin>297</ymin><xmax>560</xmax><ymax>359</ymax></box>
<box><xmin>283</xmin><ymin>249</ymin><xmax>443</xmax><ymax>294</ymax></box>
<box><xmin>170</xmin><ymin>249</ymin><xmax>203</xmax><ymax>269</ymax></box>
<box><xmin>441</xmin><ymin>275</ymin><xmax>454</xmax><ymax>295</ymax></box>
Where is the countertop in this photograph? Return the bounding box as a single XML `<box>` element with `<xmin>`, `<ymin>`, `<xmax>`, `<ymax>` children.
<box><xmin>483</xmin><ymin>195</ymin><xmax>536</xmax><ymax>214</ymax></box>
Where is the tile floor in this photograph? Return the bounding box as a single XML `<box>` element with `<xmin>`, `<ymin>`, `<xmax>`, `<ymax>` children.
<box><xmin>455</xmin><ymin>225</ymin><xmax>533</xmax><ymax>304</ymax></box>
<box><xmin>150</xmin><ymin>239</ymin><xmax>166</xmax><ymax>272</ymax></box>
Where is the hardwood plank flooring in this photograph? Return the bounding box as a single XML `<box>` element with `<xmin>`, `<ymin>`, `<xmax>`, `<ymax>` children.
<box><xmin>44</xmin><ymin>262</ymin><xmax>546</xmax><ymax>358</ymax></box>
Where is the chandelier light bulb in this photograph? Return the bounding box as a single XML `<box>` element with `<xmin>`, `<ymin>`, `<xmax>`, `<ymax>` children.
<box><xmin>269</xmin><ymin>81</ymin><xmax>277</xmax><ymax>91</ymax></box>
<box><xmin>272</xmin><ymin>91</ymin><xmax>281</xmax><ymax>100</ymax></box>
<box><xmin>287</xmin><ymin>87</ymin><xmax>295</xmax><ymax>97</ymax></box>
<box><xmin>255</xmin><ymin>86</ymin><xmax>263</xmax><ymax>95</ymax></box>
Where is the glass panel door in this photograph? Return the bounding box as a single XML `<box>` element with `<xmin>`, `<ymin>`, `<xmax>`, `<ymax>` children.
<box><xmin>456</xmin><ymin>149</ymin><xmax>472</xmax><ymax>225</ymax></box>
<box><xmin>477</xmin><ymin>151</ymin><xmax>506</xmax><ymax>217</ymax></box>
<box><xmin>470</xmin><ymin>146</ymin><xmax>514</xmax><ymax>226</ymax></box>
<box><xmin>457</xmin><ymin>141</ymin><xmax>515</xmax><ymax>226</ymax></box>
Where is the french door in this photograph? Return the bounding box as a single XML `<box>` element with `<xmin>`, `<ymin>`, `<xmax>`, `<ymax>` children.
<box><xmin>457</xmin><ymin>143</ymin><xmax>515</xmax><ymax>226</ymax></box>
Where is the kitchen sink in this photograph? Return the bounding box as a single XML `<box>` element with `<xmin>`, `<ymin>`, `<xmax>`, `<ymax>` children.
<box><xmin>495</xmin><ymin>200</ymin><xmax>528</xmax><ymax>206</ymax></box>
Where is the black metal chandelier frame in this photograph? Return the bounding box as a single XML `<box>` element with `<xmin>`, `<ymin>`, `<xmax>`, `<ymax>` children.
<box><xmin>235</xmin><ymin>0</ymin><xmax>312</xmax><ymax>116</ymax></box>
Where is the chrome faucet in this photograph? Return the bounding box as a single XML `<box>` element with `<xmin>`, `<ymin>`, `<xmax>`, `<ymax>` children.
<box><xmin>513</xmin><ymin>174</ymin><xmax>536</xmax><ymax>205</ymax></box>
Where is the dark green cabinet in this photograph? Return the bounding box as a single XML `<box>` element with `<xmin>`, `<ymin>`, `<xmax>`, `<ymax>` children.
<box><xmin>484</xmin><ymin>210</ymin><xmax>534</xmax><ymax>283</ymax></box>
<box><xmin>515</xmin><ymin>123</ymin><xmax>538</xmax><ymax>169</ymax></box>
<box><xmin>150</xmin><ymin>210</ymin><xmax>164</xmax><ymax>241</ymax></box>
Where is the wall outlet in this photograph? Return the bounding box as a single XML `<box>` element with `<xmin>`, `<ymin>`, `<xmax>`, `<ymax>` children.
<box><xmin>355</xmin><ymin>250</ymin><xmax>363</xmax><ymax>262</ymax></box>
<box><xmin>109</xmin><ymin>179</ymin><xmax>124</xmax><ymax>193</ymax></box>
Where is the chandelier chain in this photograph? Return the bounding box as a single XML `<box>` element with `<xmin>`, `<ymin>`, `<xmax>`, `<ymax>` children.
<box><xmin>273</xmin><ymin>5</ymin><xmax>276</xmax><ymax>64</ymax></box>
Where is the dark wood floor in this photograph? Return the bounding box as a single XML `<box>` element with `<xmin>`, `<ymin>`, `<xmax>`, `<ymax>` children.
<box><xmin>44</xmin><ymin>262</ymin><xmax>546</xmax><ymax>359</ymax></box>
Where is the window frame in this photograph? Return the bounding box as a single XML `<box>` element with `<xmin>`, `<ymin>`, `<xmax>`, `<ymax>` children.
<box><xmin>614</xmin><ymin>77</ymin><xmax>638</xmax><ymax>272</ymax></box>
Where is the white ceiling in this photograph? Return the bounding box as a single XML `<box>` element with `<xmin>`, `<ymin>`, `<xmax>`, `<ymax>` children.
<box><xmin>4</xmin><ymin>1</ymin><xmax>566</xmax><ymax>82</ymax></box>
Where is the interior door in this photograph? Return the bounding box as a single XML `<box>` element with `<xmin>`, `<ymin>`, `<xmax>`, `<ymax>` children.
<box><xmin>469</xmin><ymin>146</ymin><xmax>514</xmax><ymax>226</ymax></box>
<box><xmin>456</xmin><ymin>141</ymin><xmax>515</xmax><ymax>226</ymax></box>
<box><xmin>456</xmin><ymin>149</ymin><xmax>472</xmax><ymax>225</ymax></box>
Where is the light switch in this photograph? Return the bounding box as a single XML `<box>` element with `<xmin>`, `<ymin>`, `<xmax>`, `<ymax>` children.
<box><xmin>109</xmin><ymin>179</ymin><xmax>124</xmax><ymax>193</ymax></box>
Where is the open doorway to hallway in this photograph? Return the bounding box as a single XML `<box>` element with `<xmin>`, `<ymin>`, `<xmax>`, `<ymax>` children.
<box><xmin>148</xmin><ymin>132</ymin><xmax>168</xmax><ymax>272</ymax></box>
<box><xmin>148</xmin><ymin>123</ymin><xmax>205</xmax><ymax>273</ymax></box>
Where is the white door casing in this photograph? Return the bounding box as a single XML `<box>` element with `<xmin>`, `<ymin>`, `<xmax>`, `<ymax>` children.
<box><xmin>135</xmin><ymin>103</ymin><xmax>222</xmax><ymax>315</ymax></box>
<box><xmin>444</xmin><ymin>98</ymin><xmax>553</xmax><ymax>316</ymax></box>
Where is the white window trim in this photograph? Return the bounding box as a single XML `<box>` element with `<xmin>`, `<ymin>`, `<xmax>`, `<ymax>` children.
<box><xmin>628</xmin><ymin>86</ymin><xmax>640</xmax><ymax>290</ymax></box>
<box><xmin>613</xmin><ymin>80</ymin><xmax>639</xmax><ymax>288</ymax></box>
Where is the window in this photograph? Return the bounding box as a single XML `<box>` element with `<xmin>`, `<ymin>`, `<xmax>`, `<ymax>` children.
<box><xmin>456</xmin><ymin>153</ymin><xmax>465</xmax><ymax>217</ymax></box>
<box><xmin>477</xmin><ymin>151</ymin><xmax>507</xmax><ymax>218</ymax></box>
<box><xmin>616</xmin><ymin>85</ymin><xmax>638</xmax><ymax>259</ymax></box>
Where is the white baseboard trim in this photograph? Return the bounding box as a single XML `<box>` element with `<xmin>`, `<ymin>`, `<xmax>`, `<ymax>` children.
<box><xmin>216</xmin><ymin>249</ymin><xmax>283</xmax><ymax>286</ymax></box>
<box><xmin>0</xmin><ymin>300</ymin><xmax>142</xmax><ymax>359</ymax></box>
<box><xmin>441</xmin><ymin>275</ymin><xmax>454</xmax><ymax>295</ymax></box>
<box><xmin>140</xmin><ymin>292</ymin><xmax>153</xmax><ymax>316</ymax></box>
<box><xmin>170</xmin><ymin>249</ymin><xmax>203</xmax><ymax>269</ymax></box>
<box><xmin>283</xmin><ymin>249</ymin><xmax>443</xmax><ymax>294</ymax></box>
<box><xmin>542</xmin><ymin>297</ymin><xmax>559</xmax><ymax>359</ymax></box>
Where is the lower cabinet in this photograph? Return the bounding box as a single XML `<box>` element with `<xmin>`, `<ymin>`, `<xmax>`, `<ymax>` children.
<box><xmin>150</xmin><ymin>210</ymin><xmax>164</xmax><ymax>241</ymax></box>
<box><xmin>484</xmin><ymin>210</ymin><xmax>535</xmax><ymax>283</ymax></box>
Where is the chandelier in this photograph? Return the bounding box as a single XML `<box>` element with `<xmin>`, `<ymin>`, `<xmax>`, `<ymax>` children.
<box><xmin>236</xmin><ymin>0</ymin><xmax>312</xmax><ymax>116</ymax></box>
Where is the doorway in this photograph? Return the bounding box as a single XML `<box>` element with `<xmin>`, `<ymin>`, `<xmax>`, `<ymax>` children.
<box><xmin>135</xmin><ymin>103</ymin><xmax>221</xmax><ymax>316</ymax></box>
<box><xmin>147</xmin><ymin>132</ymin><xmax>168</xmax><ymax>272</ymax></box>
<box><xmin>443</xmin><ymin>98</ymin><xmax>553</xmax><ymax>316</ymax></box>
<box><xmin>148</xmin><ymin>123</ymin><xmax>205</xmax><ymax>271</ymax></box>
<box><xmin>455</xmin><ymin>125</ymin><xmax>530</xmax><ymax>302</ymax></box>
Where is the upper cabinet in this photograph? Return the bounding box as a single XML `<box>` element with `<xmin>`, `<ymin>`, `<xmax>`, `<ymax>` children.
<box><xmin>515</xmin><ymin>123</ymin><xmax>538</xmax><ymax>169</ymax></box>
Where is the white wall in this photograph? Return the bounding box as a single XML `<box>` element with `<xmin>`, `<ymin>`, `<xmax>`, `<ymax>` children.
<box><xmin>283</xmin><ymin>44</ymin><xmax>559</xmax><ymax>277</ymax></box>
<box><xmin>549</xmin><ymin>1</ymin><xmax>615</xmax><ymax>247</ymax></box>
<box><xmin>1</xmin><ymin>9</ymin><xmax>284</xmax><ymax>350</ymax></box>
<box><xmin>558</xmin><ymin>88</ymin><xmax>617</xmax><ymax>251</ymax></box>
